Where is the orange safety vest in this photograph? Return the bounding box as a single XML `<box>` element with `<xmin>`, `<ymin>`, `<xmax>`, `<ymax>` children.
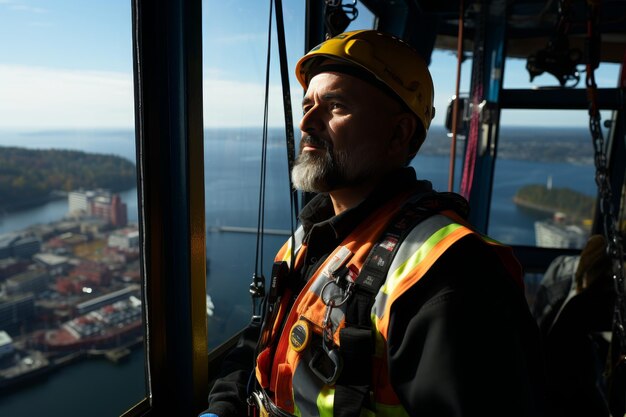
<box><xmin>254</xmin><ymin>191</ymin><xmax>522</xmax><ymax>417</ymax></box>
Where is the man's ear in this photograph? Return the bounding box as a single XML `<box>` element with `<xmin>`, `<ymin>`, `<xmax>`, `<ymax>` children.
<box><xmin>389</xmin><ymin>113</ymin><xmax>417</xmax><ymax>155</ymax></box>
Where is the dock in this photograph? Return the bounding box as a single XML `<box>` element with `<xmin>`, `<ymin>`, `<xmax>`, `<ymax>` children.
<box><xmin>104</xmin><ymin>348</ymin><xmax>131</xmax><ymax>363</ymax></box>
<box><xmin>209</xmin><ymin>225</ymin><xmax>291</xmax><ymax>236</ymax></box>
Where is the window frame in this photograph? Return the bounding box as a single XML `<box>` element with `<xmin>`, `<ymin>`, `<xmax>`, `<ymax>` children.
<box><xmin>128</xmin><ymin>0</ymin><xmax>208</xmax><ymax>415</ymax></box>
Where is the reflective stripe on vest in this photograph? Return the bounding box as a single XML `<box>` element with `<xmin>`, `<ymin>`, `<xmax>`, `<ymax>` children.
<box><xmin>257</xmin><ymin>210</ymin><xmax>521</xmax><ymax>416</ymax></box>
<box><xmin>276</xmin><ymin>226</ymin><xmax>305</xmax><ymax>267</ymax></box>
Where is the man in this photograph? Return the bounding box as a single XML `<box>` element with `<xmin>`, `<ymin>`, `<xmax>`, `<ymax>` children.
<box><xmin>202</xmin><ymin>30</ymin><xmax>546</xmax><ymax>417</ymax></box>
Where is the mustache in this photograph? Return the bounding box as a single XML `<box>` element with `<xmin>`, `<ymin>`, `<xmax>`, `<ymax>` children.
<box><xmin>300</xmin><ymin>135</ymin><xmax>331</xmax><ymax>151</ymax></box>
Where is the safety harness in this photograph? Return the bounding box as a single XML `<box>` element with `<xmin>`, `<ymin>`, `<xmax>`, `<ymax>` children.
<box><xmin>333</xmin><ymin>191</ymin><xmax>469</xmax><ymax>416</ymax></box>
<box><xmin>250</xmin><ymin>190</ymin><xmax>470</xmax><ymax>417</ymax></box>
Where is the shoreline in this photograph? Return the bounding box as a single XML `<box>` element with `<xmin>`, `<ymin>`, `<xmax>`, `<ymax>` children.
<box><xmin>0</xmin><ymin>337</ymin><xmax>144</xmax><ymax>393</ymax></box>
<box><xmin>0</xmin><ymin>185</ymin><xmax>136</xmax><ymax>215</ymax></box>
<box><xmin>512</xmin><ymin>195</ymin><xmax>556</xmax><ymax>215</ymax></box>
<box><xmin>0</xmin><ymin>192</ymin><xmax>67</xmax><ymax>213</ymax></box>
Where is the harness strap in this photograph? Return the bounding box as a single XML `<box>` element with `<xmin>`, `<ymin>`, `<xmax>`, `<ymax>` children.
<box><xmin>334</xmin><ymin>192</ymin><xmax>447</xmax><ymax>416</ymax></box>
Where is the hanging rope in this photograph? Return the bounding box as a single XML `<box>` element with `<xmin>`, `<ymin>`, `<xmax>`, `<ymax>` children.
<box><xmin>460</xmin><ymin>1</ymin><xmax>485</xmax><ymax>199</ymax></box>
<box><xmin>249</xmin><ymin>0</ymin><xmax>276</xmax><ymax>321</ymax></box>
<box><xmin>247</xmin><ymin>1</ymin><xmax>302</xmax><ymax>400</ymax></box>
<box><xmin>585</xmin><ymin>2</ymin><xmax>626</xmax><ymax>415</ymax></box>
<box><xmin>459</xmin><ymin>84</ymin><xmax>481</xmax><ymax>199</ymax></box>
<box><xmin>249</xmin><ymin>0</ymin><xmax>300</xmax><ymax>319</ymax></box>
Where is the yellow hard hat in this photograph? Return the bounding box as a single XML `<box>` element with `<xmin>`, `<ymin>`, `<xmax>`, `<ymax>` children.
<box><xmin>295</xmin><ymin>29</ymin><xmax>435</xmax><ymax>131</ymax></box>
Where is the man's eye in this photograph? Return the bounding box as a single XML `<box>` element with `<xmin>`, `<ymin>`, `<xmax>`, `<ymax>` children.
<box><xmin>330</xmin><ymin>102</ymin><xmax>343</xmax><ymax>110</ymax></box>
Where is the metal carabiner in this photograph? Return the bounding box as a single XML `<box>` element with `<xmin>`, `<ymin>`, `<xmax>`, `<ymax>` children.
<box><xmin>320</xmin><ymin>273</ymin><xmax>354</xmax><ymax>309</ymax></box>
<box><xmin>309</xmin><ymin>278</ymin><xmax>350</xmax><ymax>385</ymax></box>
<box><xmin>320</xmin><ymin>277</ymin><xmax>353</xmax><ymax>347</ymax></box>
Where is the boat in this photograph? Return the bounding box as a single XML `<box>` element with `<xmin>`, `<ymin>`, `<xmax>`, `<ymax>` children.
<box><xmin>0</xmin><ymin>350</ymin><xmax>51</xmax><ymax>390</ymax></box>
<box><xmin>34</xmin><ymin>296</ymin><xmax>142</xmax><ymax>352</ymax></box>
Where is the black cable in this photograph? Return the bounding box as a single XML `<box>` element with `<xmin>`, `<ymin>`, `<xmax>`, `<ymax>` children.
<box><xmin>257</xmin><ymin>0</ymin><xmax>274</xmax><ymax>276</ymax></box>
<box><xmin>247</xmin><ymin>0</ymin><xmax>275</xmax><ymax>401</ymax></box>
<box><xmin>250</xmin><ymin>0</ymin><xmax>274</xmax><ymax>321</ymax></box>
<box><xmin>274</xmin><ymin>0</ymin><xmax>298</xmax><ymax>266</ymax></box>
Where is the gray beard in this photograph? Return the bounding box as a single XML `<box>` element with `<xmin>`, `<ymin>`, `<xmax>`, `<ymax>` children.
<box><xmin>291</xmin><ymin>149</ymin><xmax>339</xmax><ymax>193</ymax></box>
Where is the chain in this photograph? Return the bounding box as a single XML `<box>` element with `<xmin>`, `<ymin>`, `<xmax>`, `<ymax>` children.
<box><xmin>587</xmin><ymin>62</ymin><xmax>626</xmax><ymax>356</ymax></box>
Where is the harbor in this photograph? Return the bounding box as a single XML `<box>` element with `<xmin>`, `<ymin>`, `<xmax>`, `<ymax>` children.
<box><xmin>0</xmin><ymin>334</ymin><xmax>143</xmax><ymax>391</ymax></box>
<box><xmin>0</xmin><ymin>189</ymin><xmax>145</xmax><ymax>392</ymax></box>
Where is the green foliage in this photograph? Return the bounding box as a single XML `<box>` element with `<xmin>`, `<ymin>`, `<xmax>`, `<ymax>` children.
<box><xmin>514</xmin><ymin>184</ymin><xmax>595</xmax><ymax>221</ymax></box>
<box><xmin>0</xmin><ymin>146</ymin><xmax>136</xmax><ymax>211</ymax></box>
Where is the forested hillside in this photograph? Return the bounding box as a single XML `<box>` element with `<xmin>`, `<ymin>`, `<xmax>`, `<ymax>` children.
<box><xmin>0</xmin><ymin>146</ymin><xmax>136</xmax><ymax>211</ymax></box>
<box><xmin>513</xmin><ymin>184</ymin><xmax>595</xmax><ymax>221</ymax></box>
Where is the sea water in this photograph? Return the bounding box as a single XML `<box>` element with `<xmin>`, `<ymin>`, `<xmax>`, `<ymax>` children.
<box><xmin>0</xmin><ymin>126</ymin><xmax>596</xmax><ymax>416</ymax></box>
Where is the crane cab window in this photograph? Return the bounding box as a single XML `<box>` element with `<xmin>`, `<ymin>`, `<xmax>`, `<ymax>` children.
<box><xmin>489</xmin><ymin>50</ymin><xmax>622</xmax><ymax>250</ymax></box>
<box><xmin>0</xmin><ymin>3</ymin><xmax>144</xmax><ymax>417</ymax></box>
<box><xmin>491</xmin><ymin>110</ymin><xmax>602</xmax><ymax>249</ymax></box>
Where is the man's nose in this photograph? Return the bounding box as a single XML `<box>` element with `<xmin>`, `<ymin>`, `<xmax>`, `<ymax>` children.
<box><xmin>299</xmin><ymin>105</ymin><xmax>323</xmax><ymax>134</ymax></box>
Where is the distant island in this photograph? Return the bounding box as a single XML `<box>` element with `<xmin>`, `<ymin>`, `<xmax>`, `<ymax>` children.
<box><xmin>513</xmin><ymin>183</ymin><xmax>595</xmax><ymax>222</ymax></box>
<box><xmin>421</xmin><ymin>125</ymin><xmax>595</xmax><ymax>165</ymax></box>
<box><xmin>0</xmin><ymin>146</ymin><xmax>136</xmax><ymax>212</ymax></box>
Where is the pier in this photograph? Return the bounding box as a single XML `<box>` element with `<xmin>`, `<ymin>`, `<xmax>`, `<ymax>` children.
<box><xmin>209</xmin><ymin>225</ymin><xmax>291</xmax><ymax>236</ymax></box>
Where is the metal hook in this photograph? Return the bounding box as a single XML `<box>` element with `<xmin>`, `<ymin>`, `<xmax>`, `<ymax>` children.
<box><xmin>320</xmin><ymin>276</ymin><xmax>353</xmax><ymax>309</ymax></box>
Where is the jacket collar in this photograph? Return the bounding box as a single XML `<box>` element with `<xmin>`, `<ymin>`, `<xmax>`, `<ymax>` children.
<box><xmin>299</xmin><ymin>167</ymin><xmax>432</xmax><ymax>240</ymax></box>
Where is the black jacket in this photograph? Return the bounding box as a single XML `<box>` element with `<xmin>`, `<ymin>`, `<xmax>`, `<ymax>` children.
<box><xmin>205</xmin><ymin>168</ymin><xmax>547</xmax><ymax>417</ymax></box>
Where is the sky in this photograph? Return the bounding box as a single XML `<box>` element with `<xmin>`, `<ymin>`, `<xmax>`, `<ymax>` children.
<box><xmin>0</xmin><ymin>0</ymin><xmax>621</xmax><ymax>131</ymax></box>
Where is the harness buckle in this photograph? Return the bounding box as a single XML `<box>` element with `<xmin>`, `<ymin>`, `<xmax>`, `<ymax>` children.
<box><xmin>309</xmin><ymin>345</ymin><xmax>344</xmax><ymax>385</ymax></box>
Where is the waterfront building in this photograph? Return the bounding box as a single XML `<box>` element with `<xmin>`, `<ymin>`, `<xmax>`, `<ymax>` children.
<box><xmin>0</xmin><ymin>233</ymin><xmax>41</xmax><ymax>260</ymax></box>
<box><xmin>70</xmin><ymin>260</ymin><xmax>113</xmax><ymax>287</ymax></box>
<box><xmin>91</xmin><ymin>195</ymin><xmax>113</xmax><ymax>221</ymax></box>
<box><xmin>0</xmin><ymin>258</ymin><xmax>29</xmax><ymax>282</ymax></box>
<box><xmin>55</xmin><ymin>276</ymin><xmax>87</xmax><ymax>296</ymax></box>
<box><xmin>0</xmin><ymin>234</ymin><xmax>18</xmax><ymax>259</ymax></box>
<box><xmin>108</xmin><ymin>228</ymin><xmax>139</xmax><ymax>250</ymax></box>
<box><xmin>0</xmin><ymin>330</ymin><xmax>14</xmax><ymax>357</ymax></box>
<box><xmin>68</xmin><ymin>189</ymin><xmax>111</xmax><ymax>215</ymax></box>
<box><xmin>68</xmin><ymin>189</ymin><xmax>128</xmax><ymax>228</ymax></box>
<box><xmin>54</xmin><ymin>221</ymin><xmax>81</xmax><ymax>235</ymax></box>
<box><xmin>119</xmin><ymin>268</ymin><xmax>140</xmax><ymax>283</ymax></box>
<box><xmin>68</xmin><ymin>190</ymin><xmax>92</xmax><ymax>214</ymax></box>
<box><xmin>110</xmin><ymin>195</ymin><xmax>128</xmax><ymax>228</ymax></box>
<box><xmin>4</xmin><ymin>269</ymin><xmax>50</xmax><ymax>296</ymax></box>
<box><xmin>534</xmin><ymin>212</ymin><xmax>588</xmax><ymax>248</ymax></box>
<box><xmin>33</xmin><ymin>253</ymin><xmax>71</xmax><ymax>276</ymax></box>
<box><xmin>55</xmin><ymin>260</ymin><xmax>115</xmax><ymax>296</ymax></box>
<box><xmin>28</xmin><ymin>224</ymin><xmax>58</xmax><ymax>241</ymax></box>
<box><xmin>79</xmin><ymin>218</ymin><xmax>110</xmax><ymax>235</ymax></box>
<box><xmin>45</xmin><ymin>232</ymin><xmax>89</xmax><ymax>254</ymax></box>
<box><xmin>0</xmin><ymin>294</ymin><xmax>35</xmax><ymax>334</ymax></box>
<box><xmin>75</xmin><ymin>285</ymin><xmax>140</xmax><ymax>315</ymax></box>
<box><xmin>11</xmin><ymin>236</ymin><xmax>42</xmax><ymax>259</ymax></box>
